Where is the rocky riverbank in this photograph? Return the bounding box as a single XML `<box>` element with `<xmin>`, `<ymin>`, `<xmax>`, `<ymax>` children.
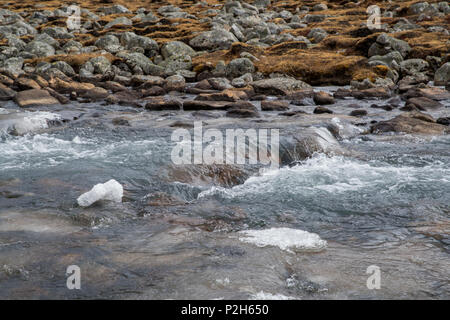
<box><xmin>0</xmin><ymin>0</ymin><xmax>449</xmax><ymax>135</ymax></box>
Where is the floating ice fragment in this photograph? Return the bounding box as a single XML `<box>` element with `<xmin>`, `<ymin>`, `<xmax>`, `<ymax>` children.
<box><xmin>77</xmin><ymin>179</ymin><xmax>123</xmax><ymax>207</ymax></box>
<box><xmin>238</xmin><ymin>227</ymin><xmax>327</xmax><ymax>253</ymax></box>
<box><xmin>250</xmin><ymin>291</ymin><xmax>295</xmax><ymax>300</ymax></box>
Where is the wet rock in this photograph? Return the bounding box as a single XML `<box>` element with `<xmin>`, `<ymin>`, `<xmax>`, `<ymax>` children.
<box><xmin>49</xmin><ymin>78</ymin><xmax>95</xmax><ymax>94</ymax></box>
<box><xmin>144</xmin><ymin>192</ymin><xmax>185</xmax><ymax>207</ymax></box>
<box><xmin>106</xmin><ymin>90</ymin><xmax>142</xmax><ymax>107</ymax></box>
<box><xmin>112</xmin><ymin>117</ymin><xmax>130</xmax><ymax>126</ymax></box>
<box><xmin>208</xmin><ymin>77</ymin><xmax>233</xmax><ymax>90</ymax></box>
<box><xmin>167</xmin><ymin>164</ymin><xmax>249</xmax><ymax>187</ymax></box>
<box><xmin>99</xmin><ymin>81</ymin><xmax>127</xmax><ymax>93</ymax></box>
<box><xmin>45</xmin><ymin>87</ymin><xmax>69</xmax><ymax>104</ymax></box>
<box><xmin>371</xmin><ymin>111</ymin><xmax>449</xmax><ymax>135</ymax></box>
<box><xmin>404</xmin><ymin>86</ymin><xmax>450</xmax><ymax>100</ymax></box>
<box><xmin>232</xmin><ymin>73</ymin><xmax>253</xmax><ymax>88</ymax></box>
<box><xmin>371</xmin><ymin>104</ymin><xmax>393</xmax><ymax>111</ymax></box>
<box><xmin>0</xmin><ymin>83</ymin><xmax>16</xmax><ymax>100</ymax></box>
<box><xmin>279</xmin><ymin>127</ymin><xmax>343</xmax><ymax>165</ymax></box>
<box><xmin>434</xmin><ymin>62</ymin><xmax>449</xmax><ymax>86</ymax></box>
<box><xmin>14</xmin><ymin>77</ymin><xmax>40</xmax><ymax>90</ymax></box>
<box><xmin>226</xmin><ymin>101</ymin><xmax>259</xmax><ymax>118</ymax></box>
<box><xmin>225</xmin><ymin>58</ymin><xmax>255</xmax><ymax>79</ymax></box>
<box><xmin>406</xmin><ymin>97</ymin><xmax>443</xmax><ymax>110</ymax></box>
<box><xmin>189</xmin><ymin>29</ymin><xmax>238</xmax><ymax>51</ymax></box>
<box><xmin>183</xmin><ymin>100</ymin><xmax>232</xmax><ymax>111</ymax></box>
<box><xmin>261</xmin><ymin>100</ymin><xmax>289</xmax><ymax>111</ymax></box>
<box><xmin>349</xmin><ymin>109</ymin><xmax>368</xmax><ymax>117</ymax></box>
<box><xmin>144</xmin><ymin>96</ymin><xmax>182</xmax><ymax>111</ymax></box>
<box><xmin>437</xmin><ymin>117</ymin><xmax>450</xmax><ymax>126</ymax></box>
<box><xmin>313</xmin><ymin>91</ymin><xmax>335</xmax><ymax>105</ymax></box>
<box><xmin>141</xmin><ymin>86</ymin><xmax>166</xmax><ymax>97</ymax></box>
<box><xmin>313</xmin><ymin>106</ymin><xmax>333</xmax><ymax>114</ymax></box>
<box><xmin>352</xmin><ymin>87</ymin><xmax>392</xmax><ymax>99</ymax></box>
<box><xmin>132</xmin><ymin>75</ymin><xmax>165</xmax><ymax>88</ymax></box>
<box><xmin>14</xmin><ymin>89</ymin><xmax>59</xmax><ymax>107</ymax></box>
<box><xmin>164</xmin><ymin>75</ymin><xmax>186</xmax><ymax>92</ymax></box>
<box><xmin>251</xmin><ymin>77</ymin><xmax>311</xmax><ymax>95</ymax></box>
<box><xmin>195</xmin><ymin>89</ymin><xmax>248</xmax><ymax>102</ymax></box>
<box><xmin>80</xmin><ymin>87</ymin><xmax>109</xmax><ymax>101</ymax></box>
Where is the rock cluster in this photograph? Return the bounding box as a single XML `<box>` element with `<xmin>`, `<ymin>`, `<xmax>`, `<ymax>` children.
<box><xmin>0</xmin><ymin>1</ymin><xmax>447</xmax><ymax>134</ymax></box>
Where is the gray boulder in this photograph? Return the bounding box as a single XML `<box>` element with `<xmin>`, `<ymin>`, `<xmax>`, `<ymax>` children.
<box><xmin>164</xmin><ymin>75</ymin><xmax>186</xmax><ymax>92</ymax></box>
<box><xmin>24</xmin><ymin>40</ymin><xmax>55</xmax><ymax>57</ymax></box>
<box><xmin>99</xmin><ymin>5</ymin><xmax>130</xmax><ymax>15</ymax></box>
<box><xmin>161</xmin><ymin>41</ymin><xmax>195</xmax><ymax>59</ymax></box>
<box><xmin>0</xmin><ymin>57</ymin><xmax>24</xmax><ymax>74</ymax></box>
<box><xmin>51</xmin><ymin>61</ymin><xmax>76</xmax><ymax>77</ymax></box>
<box><xmin>104</xmin><ymin>17</ymin><xmax>132</xmax><ymax>29</ymax></box>
<box><xmin>42</xmin><ymin>27</ymin><xmax>73</xmax><ymax>39</ymax></box>
<box><xmin>307</xmin><ymin>28</ymin><xmax>328</xmax><ymax>43</ymax></box>
<box><xmin>34</xmin><ymin>33</ymin><xmax>59</xmax><ymax>48</ymax></box>
<box><xmin>226</xmin><ymin>58</ymin><xmax>255</xmax><ymax>78</ymax></box>
<box><xmin>120</xmin><ymin>32</ymin><xmax>159</xmax><ymax>55</ymax></box>
<box><xmin>368</xmin><ymin>33</ymin><xmax>411</xmax><ymax>58</ymax></box>
<box><xmin>400</xmin><ymin>59</ymin><xmax>429</xmax><ymax>76</ymax></box>
<box><xmin>118</xmin><ymin>52</ymin><xmax>164</xmax><ymax>76</ymax></box>
<box><xmin>434</xmin><ymin>62</ymin><xmax>450</xmax><ymax>86</ymax></box>
<box><xmin>94</xmin><ymin>35</ymin><xmax>122</xmax><ymax>53</ymax></box>
<box><xmin>189</xmin><ymin>29</ymin><xmax>238</xmax><ymax>51</ymax></box>
<box><xmin>252</xmin><ymin>77</ymin><xmax>311</xmax><ymax>95</ymax></box>
<box><xmin>158</xmin><ymin>54</ymin><xmax>192</xmax><ymax>75</ymax></box>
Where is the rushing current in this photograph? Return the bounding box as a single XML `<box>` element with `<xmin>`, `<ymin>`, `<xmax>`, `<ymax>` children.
<box><xmin>0</xmin><ymin>91</ymin><xmax>449</xmax><ymax>299</ymax></box>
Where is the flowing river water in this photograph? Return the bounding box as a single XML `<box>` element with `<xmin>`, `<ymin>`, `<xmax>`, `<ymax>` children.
<box><xmin>0</xmin><ymin>87</ymin><xmax>449</xmax><ymax>299</ymax></box>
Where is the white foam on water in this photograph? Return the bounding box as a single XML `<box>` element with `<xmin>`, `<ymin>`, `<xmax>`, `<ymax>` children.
<box><xmin>0</xmin><ymin>133</ymin><xmax>157</xmax><ymax>169</ymax></box>
<box><xmin>0</xmin><ymin>110</ymin><xmax>61</xmax><ymax>135</ymax></box>
<box><xmin>250</xmin><ymin>291</ymin><xmax>295</xmax><ymax>300</ymax></box>
<box><xmin>238</xmin><ymin>227</ymin><xmax>327</xmax><ymax>253</ymax></box>
<box><xmin>197</xmin><ymin>154</ymin><xmax>450</xmax><ymax>200</ymax></box>
<box><xmin>0</xmin><ymin>107</ymin><xmax>11</xmax><ymax>115</ymax></box>
<box><xmin>77</xmin><ymin>179</ymin><xmax>123</xmax><ymax>207</ymax></box>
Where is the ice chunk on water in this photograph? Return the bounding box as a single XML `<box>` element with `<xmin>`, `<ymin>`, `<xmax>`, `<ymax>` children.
<box><xmin>77</xmin><ymin>179</ymin><xmax>123</xmax><ymax>207</ymax></box>
<box><xmin>250</xmin><ymin>291</ymin><xmax>295</xmax><ymax>300</ymax></box>
<box><xmin>238</xmin><ymin>227</ymin><xmax>327</xmax><ymax>253</ymax></box>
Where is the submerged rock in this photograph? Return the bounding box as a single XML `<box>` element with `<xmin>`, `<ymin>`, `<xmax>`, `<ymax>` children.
<box><xmin>279</xmin><ymin>127</ymin><xmax>343</xmax><ymax>165</ymax></box>
<box><xmin>238</xmin><ymin>227</ymin><xmax>327</xmax><ymax>253</ymax></box>
<box><xmin>14</xmin><ymin>89</ymin><xmax>59</xmax><ymax>107</ymax></box>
